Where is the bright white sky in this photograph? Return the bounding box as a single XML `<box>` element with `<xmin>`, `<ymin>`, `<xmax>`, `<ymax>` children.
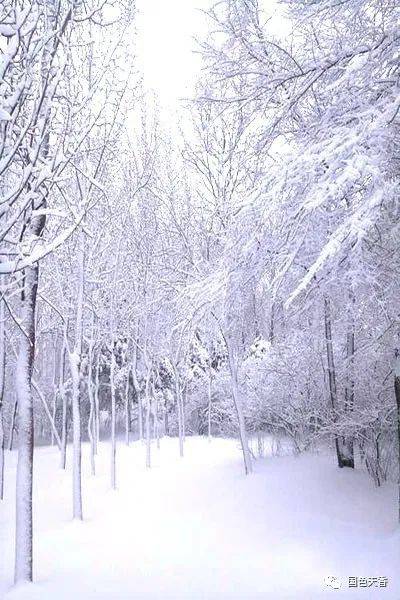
<box><xmin>135</xmin><ymin>0</ymin><xmax>288</xmax><ymax>122</ymax></box>
<box><xmin>136</xmin><ymin>0</ymin><xmax>212</xmax><ymax>110</ymax></box>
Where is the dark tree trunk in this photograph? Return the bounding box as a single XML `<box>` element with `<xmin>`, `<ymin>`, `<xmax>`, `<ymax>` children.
<box><xmin>394</xmin><ymin>349</ymin><xmax>400</xmax><ymax>523</ymax></box>
<box><xmin>342</xmin><ymin>318</ymin><xmax>355</xmax><ymax>468</ymax></box>
<box><xmin>324</xmin><ymin>297</ymin><xmax>352</xmax><ymax>468</ymax></box>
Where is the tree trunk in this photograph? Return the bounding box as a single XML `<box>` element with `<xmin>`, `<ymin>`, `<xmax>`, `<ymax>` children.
<box><xmin>145</xmin><ymin>366</ymin><xmax>152</xmax><ymax>468</ymax></box>
<box><xmin>0</xmin><ymin>399</ymin><xmax>3</xmax><ymax>501</ymax></box>
<box><xmin>131</xmin><ymin>344</ymin><xmax>142</xmax><ymax>440</ymax></box>
<box><xmin>14</xmin><ymin>265</ymin><xmax>39</xmax><ymax>583</ymax></box>
<box><xmin>342</xmin><ymin>313</ymin><xmax>355</xmax><ymax>468</ymax></box>
<box><xmin>137</xmin><ymin>393</ymin><xmax>143</xmax><ymax>440</ymax></box>
<box><xmin>0</xmin><ymin>296</ymin><xmax>5</xmax><ymax>500</ymax></box>
<box><xmin>269</xmin><ymin>301</ymin><xmax>276</xmax><ymax>345</ymax></box>
<box><xmin>94</xmin><ymin>351</ymin><xmax>100</xmax><ymax>453</ymax></box>
<box><xmin>8</xmin><ymin>397</ymin><xmax>17</xmax><ymax>451</ymax></box>
<box><xmin>87</xmin><ymin>322</ymin><xmax>96</xmax><ymax>476</ymax></box>
<box><xmin>58</xmin><ymin>337</ymin><xmax>67</xmax><ymax>469</ymax></box>
<box><xmin>182</xmin><ymin>385</ymin><xmax>186</xmax><ymax>443</ymax></box>
<box><xmin>69</xmin><ymin>234</ymin><xmax>85</xmax><ymax>520</ymax></box>
<box><xmin>226</xmin><ymin>339</ymin><xmax>252</xmax><ymax>475</ymax></box>
<box><xmin>70</xmin><ymin>351</ymin><xmax>82</xmax><ymax>519</ymax></box>
<box><xmin>60</xmin><ymin>388</ymin><xmax>67</xmax><ymax>470</ymax></box>
<box><xmin>50</xmin><ymin>337</ymin><xmax>58</xmax><ymax>446</ymax></box>
<box><xmin>394</xmin><ymin>349</ymin><xmax>400</xmax><ymax>523</ymax></box>
<box><xmin>152</xmin><ymin>380</ymin><xmax>160</xmax><ymax>450</ymax></box>
<box><xmin>174</xmin><ymin>370</ymin><xmax>184</xmax><ymax>458</ymax></box>
<box><xmin>125</xmin><ymin>366</ymin><xmax>130</xmax><ymax>446</ymax></box>
<box><xmin>110</xmin><ymin>345</ymin><xmax>117</xmax><ymax>489</ymax></box>
<box><xmin>324</xmin><ymin>297</ymin><xmax>347</xmax><ymax>468</ymax></box>
<box><xmin>155</xmin><ymin>401</ymin><xmax>160</xmax><ymax>450</ymax></box>
<box><xmin>164</xmin><ymin>408</ymin><xmax>169</xmax><ymax>437</ymax></box>
<box><xmin>207</xmin><ymin>367</ymin><xmax>212</xmax><ymax>442</ymax></box>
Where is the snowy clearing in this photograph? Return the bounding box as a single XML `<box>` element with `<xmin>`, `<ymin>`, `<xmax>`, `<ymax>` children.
<box><xmin>1</xmin><ymin>437</ymin><xmax>398</xmax><ymax>600</ymax></box>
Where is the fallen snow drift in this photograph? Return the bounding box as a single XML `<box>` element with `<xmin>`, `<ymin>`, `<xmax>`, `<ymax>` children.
<box><xmin>0</xmin><ymin>437</ymin><xmax>398</xmax><ymax>599</ymax></box>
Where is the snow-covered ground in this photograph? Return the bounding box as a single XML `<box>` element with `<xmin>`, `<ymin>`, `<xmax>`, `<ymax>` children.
<box><xmin>0</xmin><ymin>437</ymin><xmax>398</xmax><ymax>599</ymax></box>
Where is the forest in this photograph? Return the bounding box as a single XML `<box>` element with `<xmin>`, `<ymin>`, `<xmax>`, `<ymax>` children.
<box><xmin>0</xmin><ymin>0</ymin><xmax>399</xmax><ymax>598</ymax></box>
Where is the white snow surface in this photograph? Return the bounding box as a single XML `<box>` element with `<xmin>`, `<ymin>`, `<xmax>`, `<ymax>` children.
<box><xmin>0</xmin><ymin>437</ymin><xmax>398</xmax><ymax>599</ymax></box>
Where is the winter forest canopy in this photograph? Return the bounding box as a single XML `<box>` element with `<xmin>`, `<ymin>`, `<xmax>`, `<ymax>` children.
<box><xmin>0</xmin><ymin>0</ymin><xmax>399</xmax><ymax>597</ymax></box>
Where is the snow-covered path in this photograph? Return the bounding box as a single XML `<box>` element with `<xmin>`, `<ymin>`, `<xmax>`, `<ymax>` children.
<box><xmin>0</xmin><ymin>437</ymin><xmax>398</xmax><ymax>599</ymax></box>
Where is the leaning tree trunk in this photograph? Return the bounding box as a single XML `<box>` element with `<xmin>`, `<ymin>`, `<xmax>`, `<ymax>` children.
<box><xmin>226</xmin><ymin>339</ymin><xmax>252</xmax><ymax>475</ymax></box>
<box><xmin>8</xmin><ymin>396</ymin><xmax>17</xmax><ymax>451</ymax></box>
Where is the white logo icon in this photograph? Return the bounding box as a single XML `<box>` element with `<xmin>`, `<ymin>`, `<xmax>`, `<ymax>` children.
<box><xmin>325</xmin><ymin>576</ymin><xmax>342</xmax><ymax>589</ymax></box>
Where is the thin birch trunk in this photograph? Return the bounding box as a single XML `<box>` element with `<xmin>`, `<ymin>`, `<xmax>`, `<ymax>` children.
<box><xmin>154</xmin><ymin>396</ymin><xmax>160</xmax><ymax>450</ymax></box>
<box><xmin>170</xmin><ymin>359</ymin><xmax>184</xmax><ymax>457</ymax></box>
<box><xmin>138</xmin><ymin>393</ymin><xmax>143</xmax><ymax>440</ymax></box>
<box><xmin>8</xmin><ymin>397</ymin><xmax>17</xmax><ymax>451</ymax></box>
<box><xmin>0</xmin><ymin>399</ymin><xmax>3</xmax><ymax>502</ymax></box>
<box><xmin>342</xmin><ymin>311</ymin><xmax>355</xmax><ymax>468</ymax></box>
<box><xmin>125</xmin><ymin>365</ymin><xmax>130</xmax><ymax>446</ymax></box>
<box><xmin>50</xmin><ymin>336</ymin><xmax>58</xmax><ymax>446</ymax></box>
<box><xmin>394</xmin><ymin>349</ymin><xmax>400</xmax><ymax>523</ymax></box>
<box><xmin>207</xmin><ymin>367</ymin><xmax>212</xmax><ymax>442</ymax></box>
<box><xmin>324</xmin><ymin>297</ymin><xmax>342</xmax><ymax>468</ymax></box>
<box><xmin>156</xmin><ymin>404</ymin><xmax>160</xmax><ymax>449</ymax></box>
<box><xmin>174</xmin><ymin>367</ymin><xmax>184</xmax><ymax>458</ymax></box>
<box><xmin>181</xmin><ymin>385</ymin><xmax>186</xmax><ymax>442</ymax></box>
<box><xmin>164</xmin><ymin>407</ymin><xmax>169</xmax><ymax>437</ymax></box>
<box><xmin>110</xmin><ymin>345</ymin><xmax>117</xmax><ymax>489</ymax></box>
<box><xmin>59</xmin><ymin>336</ymin><xmax>67</xmax><ymax>470</ymax></box>
<box><xmin>109</xmin><ymin>229</ymin><xmax>123</xmax><ymax>488</ymax></box>
<box><xmin>152</xmin><ymin>377</ymin><xmax>160</xmax><ymax>450</ymax></box>
<box><xmin>70</xmin><ymin>234</ymin><xmax>85</xmax><ymax>520</ymax></box>
<box><xmin>145</xmin><ymin>366</ymin><xmax>152</xmax><ymax>468</ymax></box>
<box><xmin>0</xmin><ymin>296</ymin><xmax>5</xmax><ymax>500</ymax></box>
<box><xmin>269</xmin><ymin>301</ymin><xmax>276</xmax><ymax>345</ymax></box>
<box><xmin>94</xmin><ymin>351</ymin><xmax>100</xmax><ymax>452</ymax></box>
<box><xmin>32</xmin><ymin>383</ymin><xmax>61</xmax><ymax>449</ymax></box>
<box><xmin>70</xmin><ymin>350</ymin><xmax>82</xmax><ymax>519</ymax></box>
<box><xmin>226</xmin><ymin>340</ymin><xmax>252</xmax><ymax>475</ymax></box>
<box><xmin>87</xmin><ymin>319</ymin><xmax>96</xmax><ymax>476</ymax></box>
<box><xmin>131</xmin><ymin>325</ymin><xmax>142</xmax><ymax>440</ymax></box>
<box><xmin>60</xmin><ymin>386</ymin><xmax>67</xmax><ymax>470</ymax></box>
